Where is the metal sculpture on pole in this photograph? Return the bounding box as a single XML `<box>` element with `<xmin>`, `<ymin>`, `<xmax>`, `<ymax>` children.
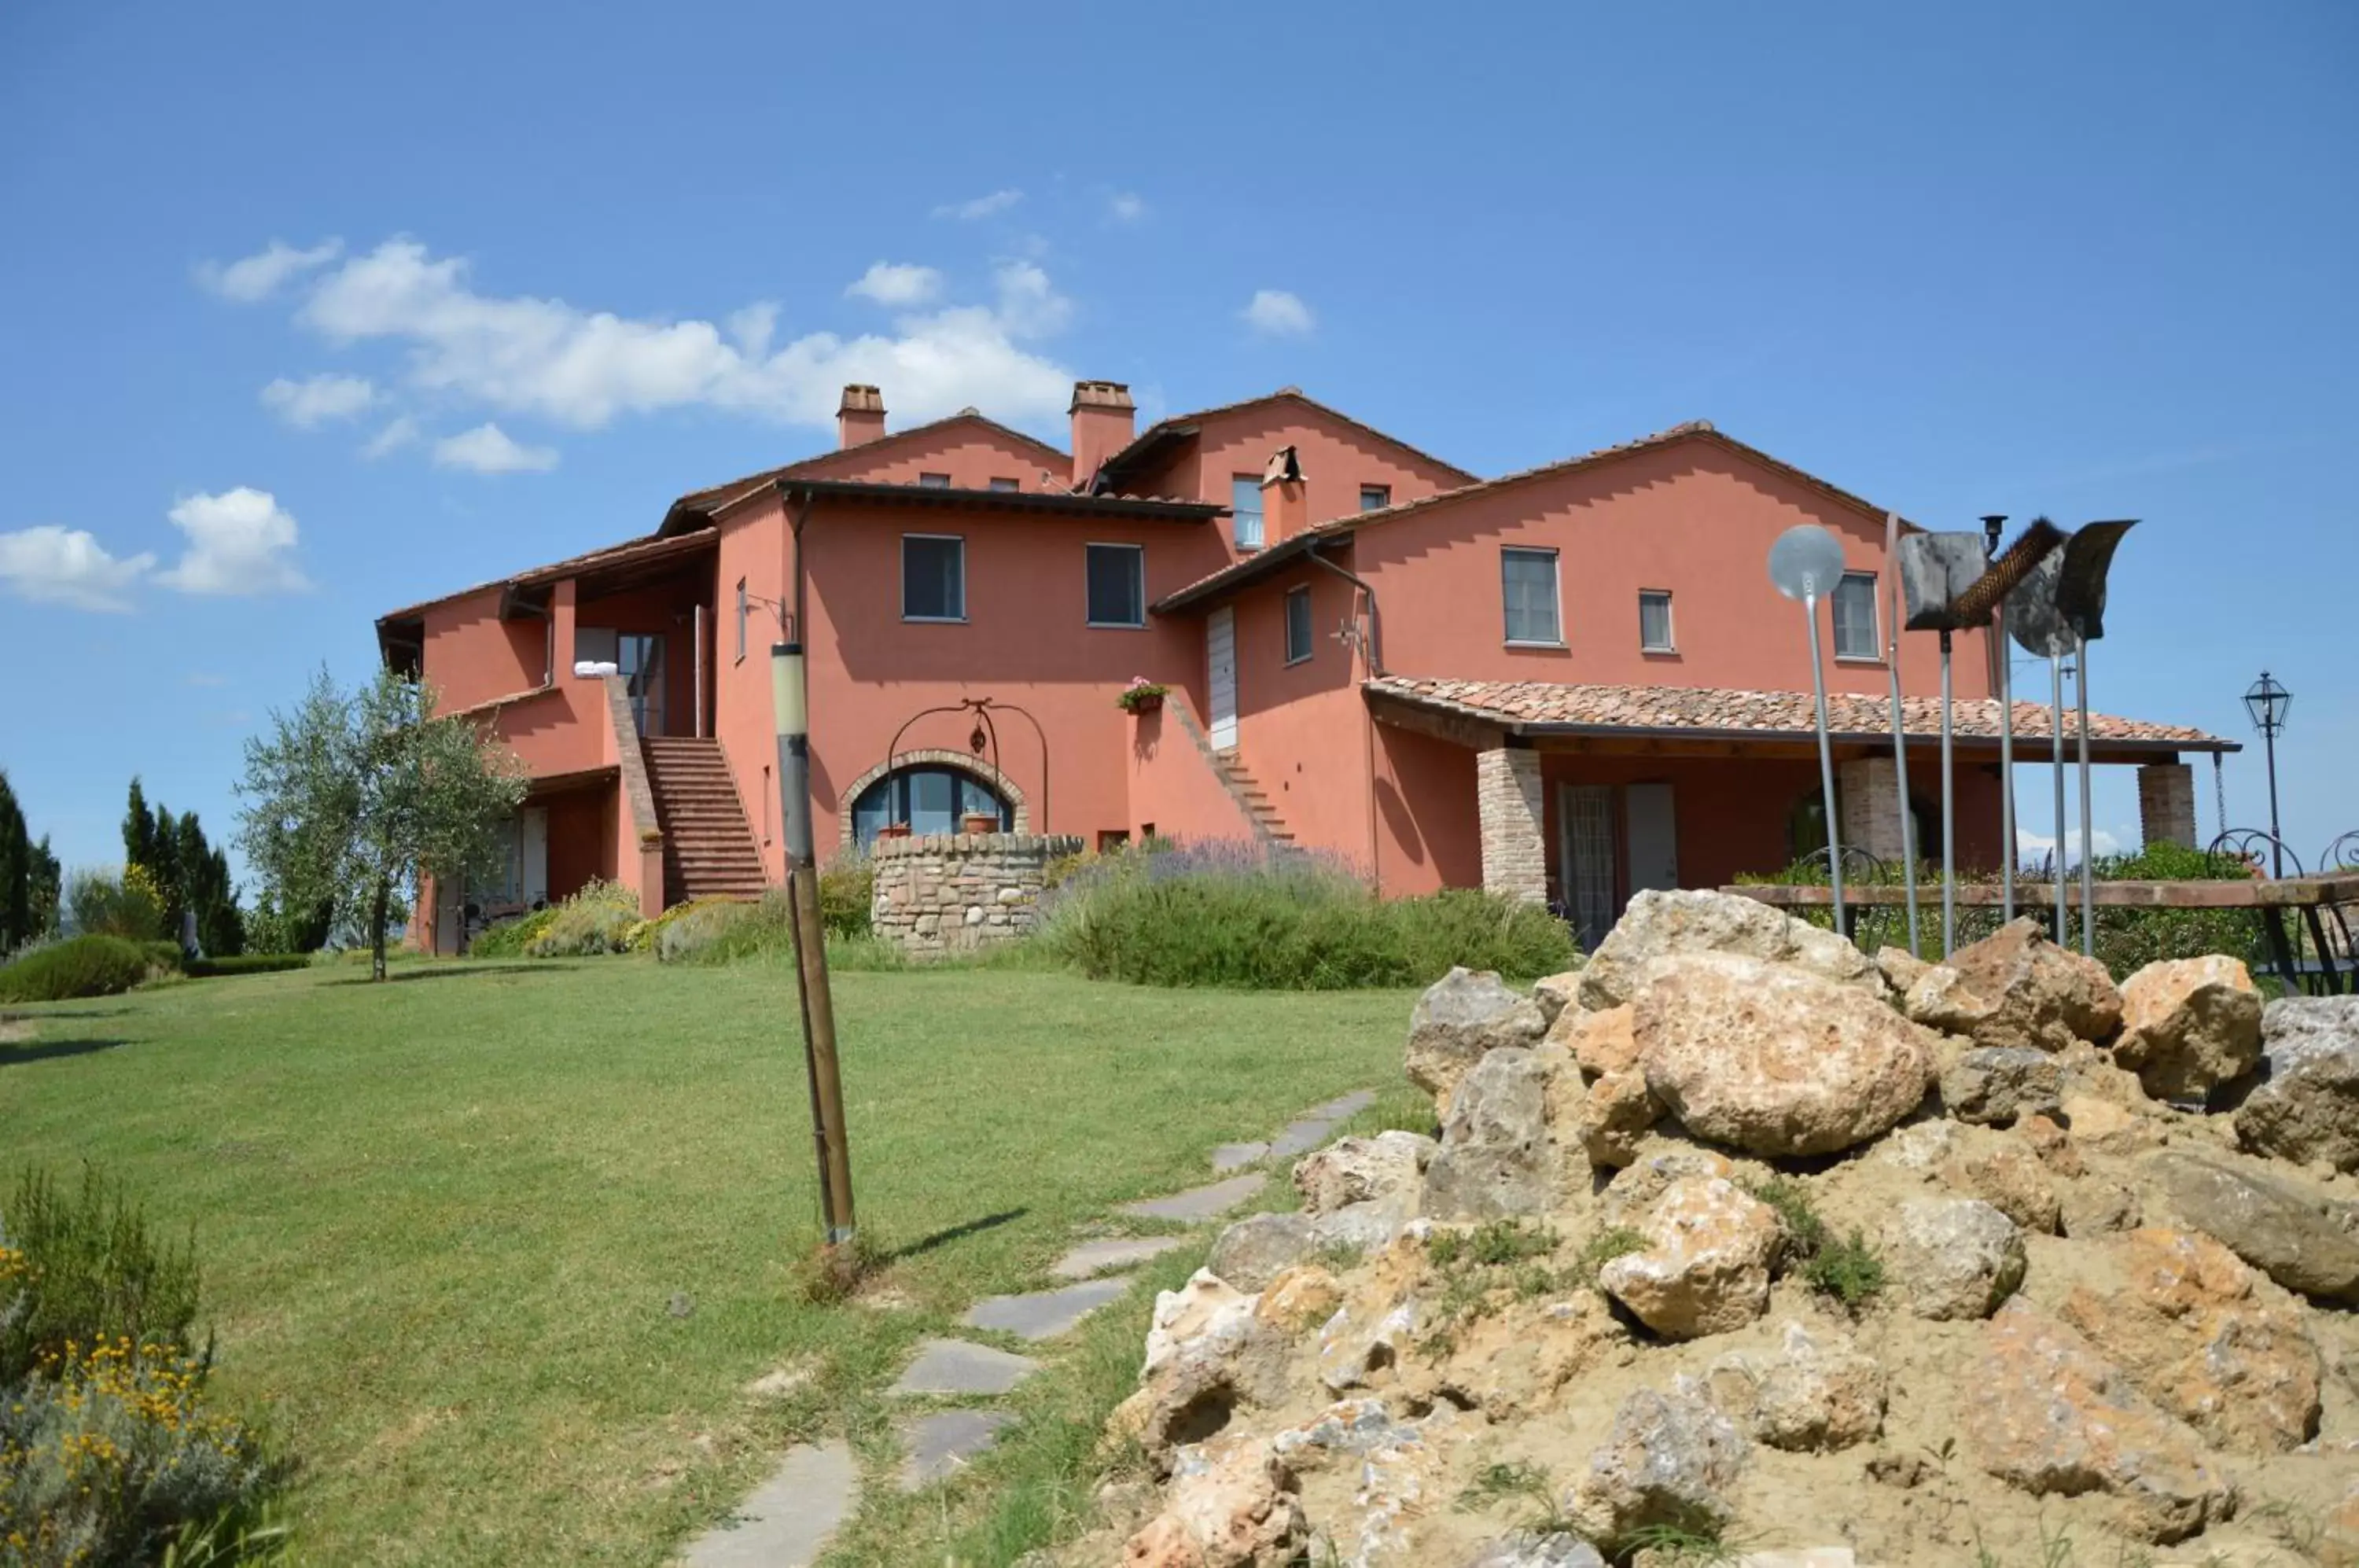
<box><xmin>2055</xmin><ymin>521</ymin><xmax>2136</xmax><ymax>957</ymax></box>
<box><xmin>1982</xmin><ymin>516</ymin><xmax>2016</xmax><ymax>924</ymax></box>
<box><xmin>1898</xmin><ymin>519</ymin><xmax>2063</xmax><ymax>955</ymax></box>
<box><xmin>1768</xmin><ymin>525</ymin><xmax>1851</xmax><ymax>938</ymax></box>
<box><xmin>1879</xmin><ymin>513</ymin><xmax>1921</xmax><ymax>955</ymax></box>
<box><xmin>2007</xmin><ymin>545</ymin><xmax>2074</xmax><ymax>944</ymax></box>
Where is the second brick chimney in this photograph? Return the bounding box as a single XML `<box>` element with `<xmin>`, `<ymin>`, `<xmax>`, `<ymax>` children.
<box><xmin>837</xmin><ymin>384</ymin><xmax>886</xmax><ymax>449</ymax></box>
<box><xmin>1069</xmin><ymin>380</ymin><xmax>1135</xmax><ymax>490</ymax></box>
<box><xmin>1260</xmin><ymin>444</ymin><xmax>1308</xmax><ymax>542</ymax></box>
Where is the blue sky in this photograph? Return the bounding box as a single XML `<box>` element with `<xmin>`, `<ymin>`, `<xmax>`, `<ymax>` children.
<box><xmin>2</xmin><ymin>1</ymin><xmax>2353</xmax><ymax>883</ymax></box>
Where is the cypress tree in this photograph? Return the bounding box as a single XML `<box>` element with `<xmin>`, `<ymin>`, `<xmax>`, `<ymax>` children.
<box><xmin>0</xmin><ymin>770</ymin><xmax>28</xmax><ymax>952</ymax></box>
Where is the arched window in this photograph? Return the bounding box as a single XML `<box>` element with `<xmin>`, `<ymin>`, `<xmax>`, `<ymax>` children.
<box><xmin>849</xmin><ymin>764</ymin><xmax>1013</xmax><ymax>845</ymax></box>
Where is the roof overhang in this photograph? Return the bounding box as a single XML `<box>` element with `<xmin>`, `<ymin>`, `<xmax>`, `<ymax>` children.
<box><xmin>1153</xmin><ymin>530</ymin><xmax>1347</xmax><ymax>613</ymax></box>
<box><xmin>1364</xmin><ymin>682</ymin><xmax>2239</xmax><ymax>764</ymax></box>
<box><xmin>1090</xmin><ymin>421</ymin><xmax>1201</xmax><ymax>494</ymax></box>
<box><xmin>777</xmin><ymin>476</ymin><xmax>1223</xmax><ymax>523</ymax></box>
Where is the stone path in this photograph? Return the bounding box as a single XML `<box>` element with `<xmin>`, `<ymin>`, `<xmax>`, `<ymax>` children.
<box><xmin>679</xmin><ymin>1441</ymin><xmax>856</xmax><ymax>1568</ymax></box>
<box><xmin>675</xmin><ymin>1085</ymin><xmax>1374</xmax><ymax>1565</ymax></box>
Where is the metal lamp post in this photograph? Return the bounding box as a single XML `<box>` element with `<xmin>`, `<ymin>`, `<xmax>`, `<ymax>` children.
<box><xmin>774</xmin><ymin>639</ymin><xmax>856</xmax><ymax>1249</ymax></box>
<box><xmin>2243</xmin><ymin>671</ymin><xmax>2292</xmax><ymax>878</ymax></box>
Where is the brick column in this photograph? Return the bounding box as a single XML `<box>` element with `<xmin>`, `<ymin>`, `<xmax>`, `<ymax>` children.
<box><xmin>1477</xmin><ymin>745</ymin><xmax>1548</xmax><ymax>904</ymax></box>
<box><xmin>2137</xmin><ymin>762</ymin><xmax>2197</xmax><ymax>850</ymax></box>
<box><xmin>1837</xmin><ymin>756</ymin><xmax>1910</xmax><ymax>861</ymax></box>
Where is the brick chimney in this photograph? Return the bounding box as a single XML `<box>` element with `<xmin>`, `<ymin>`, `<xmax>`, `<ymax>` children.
<box><xmin>1260</xmin><ymin>444</ymin><xmax>1308</xmax><ymax>542</ymax></box>
<box><xmin>1069</xmin><ymin>380</ymin><xmax>1135</xmax><ymax>489</ymax></box>
<box><xmin>837</xmin><ymin>384</ymin><xmax>885</xmax><ymax>449</ymax></box>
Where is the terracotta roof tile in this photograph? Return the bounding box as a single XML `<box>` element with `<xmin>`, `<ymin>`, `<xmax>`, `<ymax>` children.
<box><xmin>1096</xmin><ymin>388</ymin><xmax>1478</xmax><ymax>494</ymax></box>
<box><xmin>1366</xmin><ymin>675</ymin><xmax>2235</xmax><ymax>752</ymax></box>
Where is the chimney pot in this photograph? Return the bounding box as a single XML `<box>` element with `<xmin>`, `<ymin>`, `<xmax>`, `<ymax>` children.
<box><xmin>1260</xmin><ymin>444</ymin><xmax>1308</xmax><ymax>542</ymax></box>
<box><xmin>837</xmin><ymin>384</ymin><xmax>886</xmax><ymax>449</ymax></box>
<box><xmin>1067</xmin><ymin>379</ymin><xmax>1137</xmax><ymax>490</ymax></box>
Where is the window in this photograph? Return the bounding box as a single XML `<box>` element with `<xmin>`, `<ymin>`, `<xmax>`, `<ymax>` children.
<box><xmin>918</xmin><ymin>472</ymin><xmax>951</xmax><ymax>489</ymax></box>
<box><xmin>1359</xmin><ymin>484</ymin><xmax>1391</xmax><ymax>512</ymax></box>
<box><xmin>903</xmin><ymin>535</ymin><xmax>966</xmax><ymax>620</ymax></box>
<box><xmin>1284</xmin><ymin>584</ymin><xmax>1314</xmax><ymax>664</ymax></box>
<box><xmin>848</xmin><ymin>766</ymin><xmax>1011</xmax><ymax>845</ymax></box>
<box><xmin>1639</xmin><ymin>589</ymin><xmax>1675</xmax><ymax>653</ymax></box>
<box><xmin>1501</xmin><ymin>547</ymin><xmax>1562</xmax><ymax>645</ymax></box>
<box><xmin>1832</xmin><ymin>572</ymin><xmax>1879</xmax><ymax>660</ymax></box>
<box><xmin>988</xmin><ymin>476</ymin><xmax>1020</xmax><ymax>492</ymax></box>
<box><xmin>735</xmin><ymin>578</ymin><xmax>748</xmax><ymax>664</ymax></box>
<box><xmin>1097</xmin><ymin>829</ymin><xmax>1131</xmax><ymax>852</ymax></box>
<box><xmin>1085</xmin><ymin>543</ymin><xmax>1146</xmax><ymax>628</ymax></box>
<box><xmin>1231</xmin><ymin>477</ymin><xmax>1264</xmax><ymax>550</ymax></box>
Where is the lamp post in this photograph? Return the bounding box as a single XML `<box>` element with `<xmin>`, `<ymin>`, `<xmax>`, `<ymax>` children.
<box><xmin>1982</xmin><ymin>514</ymin><xmax>2015</xmax><ymax>926</ymax></box>
<box><xmin>2243</xmin><ymin>671</ymin><xmax>2292</xmax><ymax>878</ymax></box>
<box><xmin>774</xmin><ymin>639</ymin><xmax>856</xmax><ymax>1249</ymax></box>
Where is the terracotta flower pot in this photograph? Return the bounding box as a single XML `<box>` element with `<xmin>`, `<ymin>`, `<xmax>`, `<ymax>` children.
<box><xmin>877</xmin><ymin>823</ymin><xmax>912</xmax><ymax>840</ymax></box>
<box><xmin>961</xmin><ymin>812</ymin><xmax>1000</xmax><ymax>834</ymax></box>
<box><xmin>1125</xmin><ymin>693</ymin><xmax>1165</xmax><ymax>715</ymax></box>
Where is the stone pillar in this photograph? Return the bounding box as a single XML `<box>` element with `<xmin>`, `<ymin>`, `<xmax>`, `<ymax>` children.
<box><xmin>2137</xmin><ymin>762</ymin><xmax>2197</xmax><ymax>850</ymax></box>
<box><xmin>1838</xmin><ymin>756</ymin><xmax>1909</xmax><ymax>861</ymax></box>
<box><xmin>1476</xmin><ymin>745</ymin><xmax>1548</xmax><ymax>904</ymax></box>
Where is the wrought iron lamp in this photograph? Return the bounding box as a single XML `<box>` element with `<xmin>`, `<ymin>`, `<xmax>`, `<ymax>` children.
<box><xmin>2243</xmin><ymin>672</ymin><xmax>2292</xmax><ymax>878</ymax></box>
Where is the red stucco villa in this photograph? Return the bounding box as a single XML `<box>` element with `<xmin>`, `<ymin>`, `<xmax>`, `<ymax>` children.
<box><xmin>377</xmin><ymin>381</ymin><xmax>2231</xmax><ymax>951</ymax></box>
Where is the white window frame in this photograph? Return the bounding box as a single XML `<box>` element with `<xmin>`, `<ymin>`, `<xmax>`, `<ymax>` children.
<box><xmin>1232</xmin><ymin>476</ymin><xmax>1265</xmax><ymax>550</ymax></box>
<box><xmin>1832</xmin><ymin>570</ymin><xmax>1880</xmax><ymax>661</ymax></box>
<box><xmin>1638</xmin><ymin>588</ymin><xmax>1676</xmax><ymax>653</ymax></box>
<box><xmin>918</xmin><ymin>472</ymin><xmax>952</xmax><ymax>489</ymax></box>
<box><xmin>1283</xmin><ymin>584</ymin><xmax>1314</xmax><ymax>665</ymax></box>
<box><xmin>988</xmin><ymin>476</ymin><xmax>1021</xmax><ymax>492</ymax></box>
<box><xmin>901</xmin><ymin>533</ymin><xmax>968</xmax><ymax>623</ymax></box>
<box><xmin>1501</xmin><ymin>546</ymin><xmax>1563</xmax><ymax>647</ymax></box>
<box><xmin>1084</xmin><ymin>541</ymin><xmax>1147</xmax><ymax>630</ymax></box>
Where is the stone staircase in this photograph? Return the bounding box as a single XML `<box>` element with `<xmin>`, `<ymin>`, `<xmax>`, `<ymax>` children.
<box><xmin>1213</xmin><ymin>749</ymin><xmax>1297</xmax><ymax>848</ymax></box>
<box><xmin>639</xmin><ymin>737</ymin><xmax>769</xmax><ymax>904</ymax></box>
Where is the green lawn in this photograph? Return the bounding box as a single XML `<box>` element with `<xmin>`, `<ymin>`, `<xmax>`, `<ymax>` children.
<box><xmin>0</xmin><ymin>958</ymin><xmax>1413</xmax><ymax>1566</ymax></box>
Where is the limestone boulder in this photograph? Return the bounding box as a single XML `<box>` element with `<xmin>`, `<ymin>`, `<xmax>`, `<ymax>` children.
<box><xmin>2236</xmin><ymin>996</ymin><xmax>2359</xmax><ymax>1172</ymax></box>
<box><xmin>1883</xmin><ymin>1197</ymin><xmax>2026</xmax><ymax>1320</ymax></box>
<box><xmin>1566</xmin><ymin>1069</ymin><xmax>1661</xmax><ymax>1170</ymax></box>
<box><xmin>1209</xmin><ymin>1213</ymin><xmax>1318</xmax><ymax>1294</ymax></box>
<box><xmin>1577</xmin><ymin>888</ymin><xmax>1879</xmax><ymax>1010</ymax></box>
<box><xmin>1567</xmin><ymin>1378</ymin><xmax>1750</xmax><ymax>1542</ymax></box>
<box><xmin>1459</xmin><ymin>1536</ymin><xmax>1606</xmax><ymax>1568</ymax></box>
<box><xmin>1875</xmin><ymin>944</ymin><xmax>1930</xmax><ymax>996</ymax></box>
<box><xmin>2147</xmin><ymin>1150</ymin><xmax>2359</xmax><ymax>1305</ymax></box>
<box><xmin>1904</xmin><ymin>916</ymin><xmax>2124</xmax><ymax>1051</ymax></box>
<box><xmin>2019</xmin><ymin>1113</ymin><xmax>2085</xmax><ymax>1176</ymax></box>
<box><xmin>1124</xmin><ymin>1437</ymin><xmax>1305</xmax><ymax>1568</ymax></box>
<box><xmin>1705</xmin><ymin>1320</ymin><xmax>1886</xmax><ymax>1452</ymax></box>
<box><xmin>2060</xmin><ymin>1228</ymin><xmax>2322</xmax><ymax>1454</ymax></box>
<box><xmin>1964</xmin><ymin>1299</ymin><xmax>2232</xmax><ymax>1544</ymax></box>
<box><xmin>2059</xmin><ymin>1180</ymin><xmax>2144</xmax><ymax>1239</ymax></box>
<box><xmin>1405</xmin><ymin>967</ymin><xmax>1546</xmax><ymax>1115</ymax></box>
<box><xmin>1949</xmin><ymin>1141</ymin><xmax>2063</xmax><ymax>1235</ymax></box>
<box><xmin>2114</xmin><ymin>955</ymin><xmax>2264</xmax><ymax>1102</ymax></box>
<box><xmin>1940</xmin><ymin>1047</ymin><xmax>2064</xmax><ymax>1127</ymax></box>
<box><xmin>1552</xmin><ymin>1002</ymin><xmax>1640</xmax><ymax>1077</ymax></box>
<box><xmin>1598</xmin><ymin>1147</ymin><xmax>1740</xmax><ymax>1230</ymax></box>
<box><xmin>1530</xmin><ymin>969</ymin><xmax>1584</xmax><ymax>1028</ymax></box>
<box><xmin>1292</xmin><ymin>1132</ymin><xmax>1434</xmax><ymax>1217</ymax></box>
<box><xmin>1634</xmin><ymin>951</ymin><xmax>1936</xmax><ymax>1157</ymax></box>
<box><xmin>1415</xmin><ymin>1290</ymin><xmax>1626</xmax><ymax>1421</ymax></box>
<box><xmin>1597</xmin><ymin>1176</ymin><xmax>1782</xmax><ymax>1341</ymax></box>
<box><xmin>1125</xmin><ymin>1272</ymin><xmax>1295</xmax><ymax>1464</ymax></box>
<box><xmin>1423</xmin><ymin>1048</ymin><xmax>1553</xmax><ymax>1220</ymax></box>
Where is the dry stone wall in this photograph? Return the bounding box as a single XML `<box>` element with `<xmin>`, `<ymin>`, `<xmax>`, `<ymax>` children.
<box><xmin>870</xmin><ymin>832</ymin><xmax>1082</xmax><ymax>956</ymax></box>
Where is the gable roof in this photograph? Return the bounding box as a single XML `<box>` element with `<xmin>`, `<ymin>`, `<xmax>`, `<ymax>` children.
<box><xmin>1153</xmin><ymin>420</ymin><xmax>1902</xmax><ymax>613</ymax></box>
<box><xmin>1091</xmin><ymin>388</ymin><xmax>1478</xmax><ymax>496</ymax></box>
<box><xmin>657</xmin><ymin>410</ymin><xmax>1070</xmax><ymax>535</ymax></box>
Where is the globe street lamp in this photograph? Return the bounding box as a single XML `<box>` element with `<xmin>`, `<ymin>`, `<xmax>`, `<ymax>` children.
<box><xmin>2243</xmin><ymin>672</ymin><xmax>2292</xmax><ymax>878</ymax></box>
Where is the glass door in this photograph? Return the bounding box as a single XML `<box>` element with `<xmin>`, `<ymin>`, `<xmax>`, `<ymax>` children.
<box><xmin>619</xmin><ymin>634</ymin><xmax>665</xmax><ymax>736</ymax></box>
<box><xmin>1559</xmin><ymin>784</ymin><xmax>1618</xmax><ymax>952</ymax></box>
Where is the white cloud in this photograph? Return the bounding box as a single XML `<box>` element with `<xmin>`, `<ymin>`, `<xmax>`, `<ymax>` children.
<box><xmin>845</xmin><ymin>262</ymin><xmax>944</xmax><ymax>307</ymax></box>
<box><xmin>1242</xmin><ymin>289</ymin><xmax>1315</xmax><ymax>337</ymax></box>
<box><xmin>278</xmin><ymin>237</ymin><xmax>1073</xmax><ymax>430</ymax></box>
<box><xmin>0</xmin><ymin>526</ymin><xmax>156</xmax><ymax>612</ymax></box>
<box><xmin>198</xmin><ymin>238</ymin><xmax>342</xmax><ymax>302</ymax></box>
<box><xmin>260</xmin><ymin>373</ymin><xmax>377</xmax><ymax>428</ymax></box>
<box><xmin>434</xmin><ymin>422</ymin><xmax>559</xmax><ymax>474</ymax></box>
<box><xmin>2015</xmin><ymin>824</ymin><xmax>2127</xmax><ymax>869</ymax></box>
<box><xmin>160</xmin><ymin>488</ymin><xmax>311</xmax><ymax>595</ymax></box>
<box><xmin>1109</xmin><ymin>192</ymin><xmax>1147</xmax><ymax>223</ymax></box>
<box><xmin>361</xmin><ymin>414</ymin><xmax>420</xmax><ymax>458</ymax></box>
<box><xmin>932</xmin><ymin>188</ymin><xmax>1022</xmax><ymax>221</ymax></box>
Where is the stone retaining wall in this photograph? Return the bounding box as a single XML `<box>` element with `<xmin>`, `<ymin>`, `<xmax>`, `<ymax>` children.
<box><xmin>870</xmin><ymin>832</ymin><xmax>1084</xmax><ymax>956</ymax></box>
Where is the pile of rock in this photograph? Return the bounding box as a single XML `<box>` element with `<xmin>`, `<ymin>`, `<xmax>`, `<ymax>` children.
<box><xmin>1077</xmin><ymin>892</ymin><xmax>2359</xmax><ymax>1567</ymax></box>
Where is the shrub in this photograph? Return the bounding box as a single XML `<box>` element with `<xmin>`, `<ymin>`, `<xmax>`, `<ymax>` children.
<box><xmin>0</xmin><ymin>1166</ymin><xmax>203</xmax><ymax>1386</ymax></box>
<box><xmin>0</xmin><ymin>935</ymin><xmax>156</xmax><ymax>1003</ymax></box>
<box><xmin>652</xmin><ymin>900</ymin><xmax>758</xmax><ymax>963</ymax></box>
<box><xmin>494</xmin><ymin>881</ymin><xmax>643</xmax><ymax>959</ymax></box>
<box><xmin>183</xmin><ymin>955</ymin><xmax>308</xmax><ymax>979</ymax></box>
<box><xmin>66</xmin><ymin>867</ymin><xmax>164</xmax><ymax>943</ymax></box>
<box><xmin>1037</xmin><ymin>842</ymin><xmax>1576</xmax><ymax>988</ymax></box>
<box><xmin>817</xmin><ymin>858</ymin><xmax>874</xmax><ymax>940</ymax></box>
<box><xmin>467</xmin><ymin>907</ymin><xmax>556</xmax><ymax>959</ymax></box>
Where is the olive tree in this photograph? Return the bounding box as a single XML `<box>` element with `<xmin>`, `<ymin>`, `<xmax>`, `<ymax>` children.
<box><xmin>237</xmin><ymin>667</ymin><xmax>528</xmax><ymax>980</ymax></box>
